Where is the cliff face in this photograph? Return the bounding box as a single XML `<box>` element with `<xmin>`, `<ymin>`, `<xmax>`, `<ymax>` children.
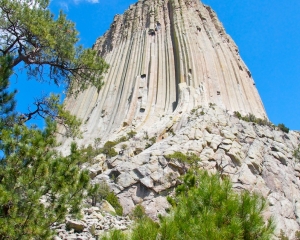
<box><xmin>62</xmin><ymin>0</ymin><xmax>266</xmax><ymax>146</ymax></box>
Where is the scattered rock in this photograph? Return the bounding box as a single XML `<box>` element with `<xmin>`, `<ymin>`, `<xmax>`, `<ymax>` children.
<box><xmin>66</xmin><ymin>219</ymin><xmax>86</xmax><ymax>232</ymax></box>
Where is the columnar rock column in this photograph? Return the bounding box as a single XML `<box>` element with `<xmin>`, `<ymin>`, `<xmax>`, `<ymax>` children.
<box><xmin>62</xmin><ymin>0</ymin><xmax>267</xmax><ymax>144</ymax></box>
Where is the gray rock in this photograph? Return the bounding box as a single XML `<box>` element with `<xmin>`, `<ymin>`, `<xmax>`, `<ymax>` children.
<box><xmin>209</xmin><ymin>135</ymin><xmax>223</xmax><ymax>150</ymax></box>
<box><xmin>140</xmin><ymin>176</ymin><xmax>154</xmax><ymax>188</ymax></box>
<box><xmin>117</xmin><ymin>172</ymin><xmax>137</xmax><ymax>188</ymax></box>
<box><xmin>221</xmin><ymin>129</ymin><xmax>236</xmax><ymax>140</ymax></box>
<box><xmin>66</xmin><ymin>219</ymin><xmax>86</xmax><ymax>232</ymax></box>
<box><xmin>199</xmin><ymin>147</ymin><xmax>215</xmax><ymax>161</ymax></box>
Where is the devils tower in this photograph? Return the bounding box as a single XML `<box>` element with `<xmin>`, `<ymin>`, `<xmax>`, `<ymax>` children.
<box><xmin>63</xmin><ymin>0</ymin><xmax>266</xmax><ymax>144</ymax></box>
<box><xmin>58</xmin><ymin>0</ymin><xmax>300</xmax><ymax>238</ymax></box>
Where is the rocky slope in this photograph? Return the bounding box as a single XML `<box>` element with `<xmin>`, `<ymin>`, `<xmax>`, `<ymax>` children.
<box><xmin>53</xmin><ymin>203</ymin><xmax>132</xmax><ymax>240</ymax></box>
<box><xmin>83</xmin><ymin>105</ymin><xmax>300</xmax><ymax>238</ymax></box>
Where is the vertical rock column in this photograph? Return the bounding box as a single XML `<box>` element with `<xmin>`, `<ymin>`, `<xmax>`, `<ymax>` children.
<box><xmin>61</xmin><ymin>0</ymin><xmax>267</xmax><ymax>145</ymax></box>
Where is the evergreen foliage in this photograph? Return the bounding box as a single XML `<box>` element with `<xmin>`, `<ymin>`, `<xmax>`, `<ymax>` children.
<box><xmin>130</xmin><ymin>205</ymin><xmax>147</xmax><ymax>221</ymax></box>
<box><xmin>165</xmin><ymin>151</ymin><xmax>200</xmax><ymax>168</ymax></box>
<box><xmin>0</xmin><ymin>120</ymin><xmax>95</xmax><ymax>239</ymax></box>
<box><xmin>103</xmin><ymin>170</ymin><xmax>274</xmax><ymax>240</ymax></box>
<box><xmin>234</xmin><ymin>111</ymin><xmax>273</xmax><ymax>127</ymax></box>
<box><xmin>26</xmin><ymin>93</ymin><xmax>82</xmax><ymax>137</ymax></box>
<box><xmin>0</xmin><ymin>56</ymin><xmax>16</xmax><ymax>128</ymax></box>
<box><xmin>159</xmin><ymin>171</ymin><xmax>274</xmax><ymax>240</ymax></box>
<box><xmin>295</xmin><ymin>230</ymin><xmax>300</xmax><ymax>240</ymax></box>
<box><xmin>293</xmin><ymin>145</ymin><xmax>300</xmax><ymax>161</ymax></box>
<box><xmin>234</xmin><ymin>111</ymin><xmax>290</xmax><ymax>133</ymax></box>
<box><xmin>145</xmin><ymin>136</ymin><xmax>156</xmax><ymax>149</ymax></box>
<box><xmin>89</xmin><ymin>182</ymin><xmax>123</xmax><ymax>216</ymax></box>
<box><xmin>101</xmin><ymin>141</ymin><xmax>119</xmax><ymax>158</ymax></box>
<box><xmin>79</xmin><ymin>135</ymin><xmax>131</xmax><ymax>161</ymax></box>
<box><xmin>127</xmin><ymin>130</ymin><xmax>137</xmax><ymax>138</ymax></box>
<box><xmin>0</xmin><ymin>0</ymin><xmax>109</xmax><ymax>94</ymax></box>
<box><xmin>89</xmin><ymin>181</ymin><xmax>111</xmax><ymax>207</ymax></box>
<box><xmin>0</xmin><ymin>1</ymin><xmax>110</xmax><ymax>238</ymax></box>
<box><xmin>105</xmin><ymin>192</ymin><xmax>123</xmax><ymax>216</ymax></box>
<box><xmin>278</xmin><ymin>230</ymin><xmax>289</xmax><ymax>240</ymax></box>
<box><xmin>277</xmin><ymin>123</ymin><xmax>289</xmax><ymax>133</ymax></box>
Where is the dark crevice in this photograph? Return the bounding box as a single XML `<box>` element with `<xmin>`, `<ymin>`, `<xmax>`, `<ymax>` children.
<box><xmin>168</xmin><ymin>1</ymin><xmax>180</xmax><ymax>112</ymax></box>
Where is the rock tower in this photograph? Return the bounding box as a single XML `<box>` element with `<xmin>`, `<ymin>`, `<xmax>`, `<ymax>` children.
<box><xmin>58</xmin><ymin>1</ymin><xmax>300</xmax><ymax>238</ymax></box>
<box><xmin>63</xmin><ymin>0</ymin><xmax>266</xmax><ymax>144</ymax></box>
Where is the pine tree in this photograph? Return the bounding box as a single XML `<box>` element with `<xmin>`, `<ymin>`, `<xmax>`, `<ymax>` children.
<box><xmin>159</xmin><ymin>171</ymin><xmax>275</xmax><ymax>240</ymax></box>
<box><xmin>0</xmin><ymin>1</ymin><xmax>108</xmax><ymax>238</ymax></box>
<box><xmin>0</xmin><ymin>121</ymin><xmax>94</xmax><ymax>239</ymax></box>
<box><xmin>0</xmin><ymin>56</ymin><xmax>17</xmax><ymax>128</ymax></box>
<box><xmin>0</xmin><ymin>0</ymin><xmax>109</xmax><ymax>94</ymax></box>
<box><xmin>103</xmin><ymin>170</ymin><xmax>275</xmax><ymax>240</ymax></box>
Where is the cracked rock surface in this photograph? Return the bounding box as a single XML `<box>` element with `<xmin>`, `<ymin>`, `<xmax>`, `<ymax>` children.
<box><xmin>81</xmin><ymin>106</ymin><xmax>300</xmax><ymax>239</ymax></box>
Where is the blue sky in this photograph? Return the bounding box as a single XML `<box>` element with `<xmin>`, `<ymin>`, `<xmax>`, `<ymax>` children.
<box><xmin>12</xmin><ymin>0</ymin><xmax>300</xmax><ymax>130</ymax></box>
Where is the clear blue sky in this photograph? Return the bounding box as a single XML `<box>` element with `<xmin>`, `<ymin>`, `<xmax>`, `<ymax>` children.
<box><xmin>12</xmin><ymin>0</ymin><xmax>300</xmax><ymax>130</ymax></box>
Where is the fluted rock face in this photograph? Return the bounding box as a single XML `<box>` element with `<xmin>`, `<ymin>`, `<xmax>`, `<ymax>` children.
<box><xmin>63</xmin><ymin>0</ymin><xmax>266</xmax><ymax>144</ymax></box>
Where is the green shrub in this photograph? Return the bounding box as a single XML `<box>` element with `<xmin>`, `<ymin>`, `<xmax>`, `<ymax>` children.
<box><xmin>105</xmin><ymin>192</ymin><xmax>123</xmax><ymax>216</ymax></box>
<box><xmin>168</xmin><ymin>128</ymin><xmax>175</xmax><ymax>136</ymax></box>
<box><xmin>90</xmin><ymin>224</ymin><xmax>96</xmax><ymax>237</ymax></box>
<box><xmin>145</xmin><ymin>136</ymin><xmax>156</xmax><ymax>149</ymax></box>
<box><xmin>295</xmin><ymin>230</ymin><xmax>300</xmax><ymax>240</ymax></box>
<box><xmin>158</xmin><ymin>171</ymin><xmax>275</xmax><ymax>240</ymax></box>
<box><xmin>279</xmin><ymin>229</ymin><xmax>289</xmax><ymax>240</ymax></box>
<box><xmin>131</xmin><ymin>205</ymin><xmax>147</xmax><ymax>220</ymax></box>
<box><xmin>100</xmin><ymin>136</ymin><xmax>130</xmax><ymax>158</ymax></box>
<box><xmin>104</xmin><ymin>170</ymin><xmax>274</xmax><ymax>240</ymax></box>
<box><xmin>165</xmin><ymin>151</ymin><xmax>200</xmax><ymax>167</ymax></box>
<box><xmin>209</xmin><ymin>102</ymin><xmax>216</xmax><ymax>109</ymax></box>
<box><xmin>294</xmin><ymin>145</ymin><xmax>300</xmax><ymax>161</ymax></box>
<box><xmin>102</xmin><ymin>141</ymin><xmax>118</xmax><ymax>158</ymax></box>
<box><xmin>101</xmin><ymin>229</ymin><xmax>127</xmax><ymax>240</ymax></box>
<box><xmin>234</xmin><ymin>111</ymin><xmax>242</xmax><ymax>119</ymax></box>
<box><xmin>117</xmin><ymin>136</ymin><xmax>128</xmax><ymax>143</ymax></box>
<box><xmin>130</xmin><ymin>218</ymin><xmax>159</xmax><ymax>240</ymax></box>
<box><xmin>103</xmin><ymin>141</ymin><xmax>116</xmax><ymax>149</ymax></box>
<box><xmin>89</xmin><ymin>181</ymin><xmax>110</xmax><ymax>206</ymax></box>
<box><xmin>94</xmin><ymin>137</ymin><xmax>101</xmax><ymax>148</ymax></box>
<box><xmin>80</xmin><ymin>144</ymin><xmax>101</xmax><ymax>163</ymax></box>
<box><xmin>234</xmin><ymin>111</ymin><xmax>273</xmax><ymax>127</ymax></box>
<box><xmin>127</xmin><ymin>130</ymin><xmax>137</xmax><ymax>138</ymax></box>
<box><xmin>190</xmin><ymin>108</ymin><xmax>197</xmax><ymax>114</ymax></box>
<box><xmin>143</xmin><ymin>131</ymin><xmax>149</xmax><ymax>140</ymax></box>
<box><xmin>278</xmin><ymin>123</ymin><xmax>289</xmax><ymax>133</ymax></box>
<box><xmin>103</xmin><ymin>148</ymin><xmax>118</xmax><ymax>158</ymax></box>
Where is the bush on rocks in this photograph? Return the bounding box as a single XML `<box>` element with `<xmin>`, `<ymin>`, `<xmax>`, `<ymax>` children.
<box><xmin>103</xmin><ymin>170</ymin><xmax>274</xmax><ymax>240</ymax></box>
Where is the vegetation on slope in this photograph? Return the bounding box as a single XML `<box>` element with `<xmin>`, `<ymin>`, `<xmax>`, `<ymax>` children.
<box><xmin>234</xmin><ymin>111</ymin><xmax>289</xmax><ymax>133</ymax></box>
<box><xmin>102</xmin><ymin>170</ymin><xmax>275</xmax><ymax>240</ymax></box>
